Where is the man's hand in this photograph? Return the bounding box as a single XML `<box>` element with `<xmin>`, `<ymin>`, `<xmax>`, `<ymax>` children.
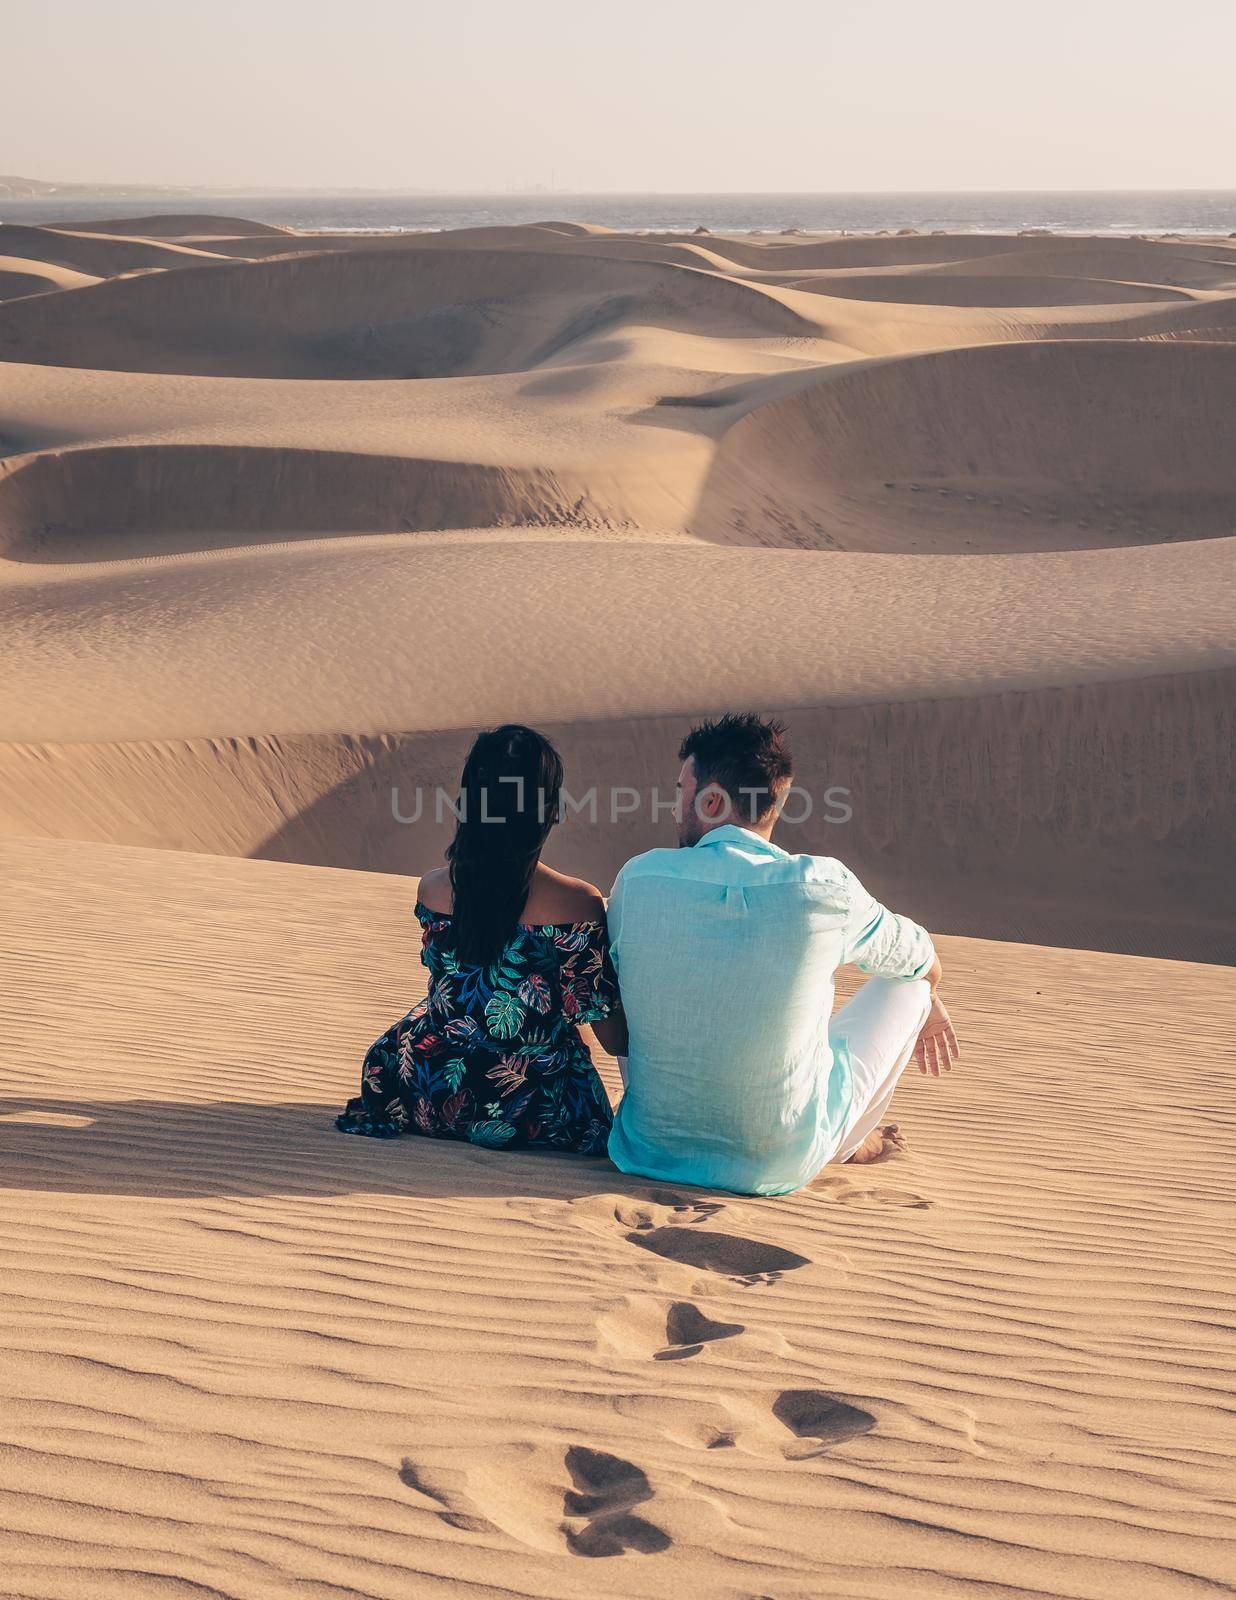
<box><xmin>914</xmin><ymin>993</ymin><xmax>959</xmax><ymax>1077</ymax></box>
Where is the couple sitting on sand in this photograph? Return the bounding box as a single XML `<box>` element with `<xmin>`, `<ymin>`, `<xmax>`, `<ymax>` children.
<box><xmin>336</xmin><ymin>715</ymin><xmax>959</xmax><ymax>1196</ymax></box>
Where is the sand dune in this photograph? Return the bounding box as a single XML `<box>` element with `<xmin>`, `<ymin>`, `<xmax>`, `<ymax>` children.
<box><xmin>0</xmin><ymin>255</ymin><xmax>100</xmax><ymax>300</ymax></box>
<box><xmin>773</xmin><ymin>270</ymin><xmax>1194</xmax><ymax>306</ymax></box>
<box><xmin>64</xmin><ymin>211</ymin><xmax>294</xmax><ymax>237</ymax></box>
<box><xmin>7</xmin><ymin>227</ymin><xmax>1233</xmax><ymax>383</ymax></box>
<box><xmin>3</xmin><ymin>534</ymin><xmax>1233</xmax><ymax>957</ymax></box>
<box><xmin>1</xmin><ymin>321</ymin><xmax>1231</xmax><ymax>563</ymax></box>
<box><xmin>0</xmin><ymin>221</ymin><xmax>233</xmax><ymax>277</ymax></box>
<box><xmin>1</xmin><ymin>666</ymin><xmax>1231</xmax><ymax>961</ymax></box>
<box><xmin>1</xmin><ymin>213</ymin><xmax>1232</xmax><ymax>962</ymax></box>
<box><xmin>758</xmin><ymin>281</ymin><xmax>1236</xmax><ymax>359</ymax></box>
<box><xmin>2</xmin><ymin>214</ymin><xmax>1236</xmax><ymax>966</ymax></box>
<box><xmin>3</xmin><ymin>212</ymin><xmax>1235</xmax><ymax>1597</ymax></box>
<box><xmin>6</xmin><ymin>537</ymin><xmax>1236</xmax><ymax>740</ymax></box>
<box><xmin>661</xmin><ymin>228</ymin><xmax>1236</xmax><ymax>276</ymax></box>
<box><xmin>0</xmin><ymin>445</ymin><xmax>683</xmax><ymax>560</ymax></box>
<box><xmin>2</xmin><ymin>838</ymin><xmax>1234</xmax><ymax>1598</ymax></box>
<box><xmin>0</xmin><ymin>355</ymin><xmax>710</xmax><ymax>559</ymax></box>
<box><xmin>927</xmin><ymin>240</ymin><xmax>1236</xmax><ymax>290</ymax></box>
<box><xmin>692</xmin><ymin>340</ymin><xmax>1236</xmax><ymax>549</ymax></box>
<box><xmin>185</xmin><ymin>219</ymin><xmax>620</xmax><ymax>262</ymax></box>
<box><xmin>0</xmin><ymin>243</ymin><xmax>818</xmax><ymax>377</ymax></box>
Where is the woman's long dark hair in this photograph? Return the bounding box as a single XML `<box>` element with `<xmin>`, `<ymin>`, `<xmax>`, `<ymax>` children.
<box><xmin>446</xmin><ymin>724</ymin><xmax>563</xmax><ymax>967</ymax></box>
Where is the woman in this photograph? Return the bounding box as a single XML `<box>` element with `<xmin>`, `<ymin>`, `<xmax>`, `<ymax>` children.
<box><xmin>337</xmin><ymin>725</ymin><xmax>626</xmax><ymax>1154</ymax></box>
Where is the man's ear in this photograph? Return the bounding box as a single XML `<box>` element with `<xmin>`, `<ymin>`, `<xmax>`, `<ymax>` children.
<box><xmin>701</xmin><ymin>783</ymin><xmax>728</xmax><ymax>819</ymax></box>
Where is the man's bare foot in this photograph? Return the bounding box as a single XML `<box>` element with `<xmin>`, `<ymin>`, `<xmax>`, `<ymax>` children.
<box><xmin>845</xmin><ymin>1124</ymin><xmax>907</xmax><ymax>1164</ymax></box>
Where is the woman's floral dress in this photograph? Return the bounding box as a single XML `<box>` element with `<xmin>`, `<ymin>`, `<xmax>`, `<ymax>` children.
<box><xmin>336</xmin><ymin>902</ymin><xmax>618</xmax><ymax>1154</ymax></box>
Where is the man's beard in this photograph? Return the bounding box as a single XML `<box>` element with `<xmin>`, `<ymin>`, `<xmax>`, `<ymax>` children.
<box><xmin>677</xmin><ymin>814</ymin><xmax>704</xmax><ymax>848</ymax></box>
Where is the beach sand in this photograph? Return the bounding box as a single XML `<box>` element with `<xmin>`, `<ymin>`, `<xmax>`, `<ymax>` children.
<box><xmin>1</xmin><ymin>216</ymin><xmax>1234</xmax><ymax>1595</ymax></box>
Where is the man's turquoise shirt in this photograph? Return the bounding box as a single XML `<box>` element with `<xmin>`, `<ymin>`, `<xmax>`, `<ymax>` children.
<box><xmin>606</xmin><ymin>825</ymin><xmax>935</xmax><ymax>1196</ymax></box>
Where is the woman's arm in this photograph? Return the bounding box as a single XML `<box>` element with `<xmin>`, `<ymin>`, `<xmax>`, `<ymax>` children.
<box><xmin>588</xmin><ymin>1008</ymin><xmax>629</xmax><ymax>1058</ymax></box>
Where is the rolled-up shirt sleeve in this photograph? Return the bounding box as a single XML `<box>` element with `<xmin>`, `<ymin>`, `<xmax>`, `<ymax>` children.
<box><xmin>839</xmin><ymin>866</ymin><xmax>935</xmax><ymax>980</ymax></box>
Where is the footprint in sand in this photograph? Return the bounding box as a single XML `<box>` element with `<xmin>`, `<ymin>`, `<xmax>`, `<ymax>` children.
<box><xmin>773</xmin><ymin>1389</ymin><xmax>877</xmax><ymax>1457</ymax></box>
<box><xmin>601</xmin><ymin>1187</ymin><xmax>811</xmax><ymax>1285</ymax></box>
<box><xmin>561</xmin><ymin>1446</ymin><xmax>672</xmax><ymax>1557</ymax></box>
<box><xmin>628</xmin><ymin>1225</ymin><xmax>810</xmax><ymax>1284</ymax></box>
<box><xmin>835</xmin><ymin>1186</ymin><xmax>931</xmax><ymax>1210</ymax></box>
<box><xmin>598</xmin><ymin>1290</ymin><xmax>774</xmax><ymax>1364</ymax></box>
<box><xmin>397</xmin><ymin>1459</ymin><xmax>490</xmax><ymax>1533</ymax></box>
<box><xmin>612</xmin><ymin>1192</ymin><xmax>725</xmax><ymax>1232</ymax></box>
<box><xmin>810</xmin><ymin>1170</ymin><xmax>931</xmax><ymax>1210</ymax></box>
<box><xmin>654</xmin><ymin>1300</ymin><xmax>745</xmax><ymax>1361</ymax></box>
<box><xmin>401</xmin><ymin>1445</ymin><xmax>673</xmax><ymax>1557</ymax></box>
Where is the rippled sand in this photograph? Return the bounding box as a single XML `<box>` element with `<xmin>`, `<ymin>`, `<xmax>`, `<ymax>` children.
<box><xmin>3</xmin><ymin>839</ymin><xmax>1235</xmax><ymax>1598</ymax></box>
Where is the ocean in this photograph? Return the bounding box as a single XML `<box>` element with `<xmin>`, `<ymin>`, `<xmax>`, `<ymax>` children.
<box><xmin>3</xmin><ymin>190</ymin><xmax>1234</xmax><ymax>237</ymax></box>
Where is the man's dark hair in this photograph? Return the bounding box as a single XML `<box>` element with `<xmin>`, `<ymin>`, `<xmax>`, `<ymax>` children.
<box><xmin>679</xmin><ymin>713</ymin><xmax>793</xmax><ymax>822</ymax></box>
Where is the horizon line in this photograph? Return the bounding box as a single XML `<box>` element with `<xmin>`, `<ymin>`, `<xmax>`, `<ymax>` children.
<box><xmin>6</xmin><ymin>181</ymin><xmax>1236</xmax><ymax>199</ymax></box>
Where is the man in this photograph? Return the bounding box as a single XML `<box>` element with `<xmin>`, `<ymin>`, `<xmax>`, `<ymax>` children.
<box><xmin>606</xmin><ymin>714</ymin><xmax>958</xmax><ymax>1196</ymax></box>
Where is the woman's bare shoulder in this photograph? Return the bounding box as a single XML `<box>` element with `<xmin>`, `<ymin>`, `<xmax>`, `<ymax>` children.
<box><xmin>417</xmin><ymin>866</ymin><xmax>452</xmax><ymax>912</ymax></box>
<box><xmin>524</xmin><ymin>865</ymin><xmax>607</xmax><ymax>924</ymax></box>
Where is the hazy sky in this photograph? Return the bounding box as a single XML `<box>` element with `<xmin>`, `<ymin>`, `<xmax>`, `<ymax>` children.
<box><xmin>5</xmin><ymin>0</ymin><xmax>1234</xmax><ymax>192</ymax></box>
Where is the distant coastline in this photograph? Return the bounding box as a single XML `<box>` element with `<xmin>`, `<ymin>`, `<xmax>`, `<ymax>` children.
<box><xmin>3</xmin><ymin>185</ymin><xmax>1233</xmax><ymax>237</ymax></box>
<box><xmin>0</xmin><ymin>174</ymin><xmax>441</xmax><ymax>201</ymax></box>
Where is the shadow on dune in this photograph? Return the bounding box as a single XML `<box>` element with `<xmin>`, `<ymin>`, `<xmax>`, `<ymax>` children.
<box><xmin>0</xmin><ymin>443</ymin><xmax>624</xmax><ymax>563</ymax></box>
<box><xmin>679</xmin><ymin>339</ymin><xmax>1236</xmax><ymax>552</ymax></box>
<box><xmin>0</xmin><ymin>1096</ymin><xmax>635</xmax><ymax>1203</ymax></box>
<box><xmin>244</xmin><ymin>685</ymin><xmax>1236</xmax><ymax>967</ymax></box>
<box><xmin>0</xmin><ymin>241</ymin><xmax>815</xmax><ymax>378</ymax></box>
